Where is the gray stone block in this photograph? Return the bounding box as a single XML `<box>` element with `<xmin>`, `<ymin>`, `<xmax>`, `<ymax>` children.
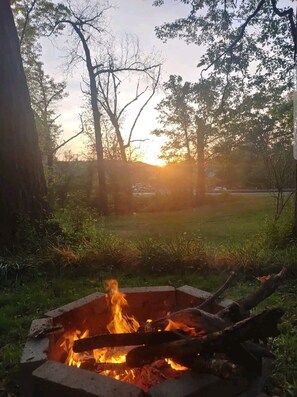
<box><xmin>20</xmin><ymin>317</ymin><xmax>52</xmax><ymax>397</ymax></box>
<box><xmin>45</xmin><ymin>292</ymin><xmax>105</xmax><ymax>318</ymax></box>
<box><xmin>32</xmin><ymin>360</ymin><xmax>145</xmax><ymax>397</ymax></box>
<box><xmin>148</xmin><ymin>372</ymin><xmax>248</xmax><ymax>397</ymax></box>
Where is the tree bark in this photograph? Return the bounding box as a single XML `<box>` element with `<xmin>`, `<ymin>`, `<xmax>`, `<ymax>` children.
<box><xmin>73</xmin><ymin>330</ymin><xmax>185</xmax><ymax>353</ymax></box>
<box><xmin>71</xmin><ymin>24</ymin><xmax>108</xmax><ymax>215</ymax></box>
<box><xmin>292</xmin><ymin>160</ymin><xmax>297</xmax><ymax>237</ymax></box>
<box><xmin>0</xmin><ymin>0</ymin><xmax>48</xmax><ymax>248</ymax></box>
<box><xmin>113</xmin><ymin>119</ymin><xmax>132</xmax><ymax>213</ymax></box>
<box><xmin>195</xmin><ymin>119</ymin><xmax>206</xmax><ymax>206</ymax></box>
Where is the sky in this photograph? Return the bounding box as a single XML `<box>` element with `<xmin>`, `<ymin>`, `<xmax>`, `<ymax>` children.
<box><xmin>40</xmin><ymin>0</ymin><xmax>205</xmax><ymax>165</ymax></box>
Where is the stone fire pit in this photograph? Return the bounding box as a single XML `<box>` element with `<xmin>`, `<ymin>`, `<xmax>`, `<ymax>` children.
<box><xmin>20</xmin><ymin>285</ymin><xmax>270</xmax><ymax>397</ymax></box>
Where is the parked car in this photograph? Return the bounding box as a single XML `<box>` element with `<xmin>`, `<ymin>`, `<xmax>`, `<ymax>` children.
<box><xmin>213</xmin><ymin>186</ymin><xmax>228</xmax><ymax>192</ymax></box>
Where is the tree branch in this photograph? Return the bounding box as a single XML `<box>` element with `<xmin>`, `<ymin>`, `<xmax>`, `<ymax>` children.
<box><xmin>126</xmin><ymin>65</ymin><xmax>161</xmax><ymax>148</ymax></box>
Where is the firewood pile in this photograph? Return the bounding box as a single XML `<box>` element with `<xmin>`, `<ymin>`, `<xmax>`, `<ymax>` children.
<box><xmin>72</xmin><ymin>268</ymin><xmax>286</xmax><ymax>389</ymax></box>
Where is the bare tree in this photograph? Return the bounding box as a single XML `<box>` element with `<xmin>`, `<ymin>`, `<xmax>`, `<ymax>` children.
<box><xmin>49</xmin><ymin>1</ymin><xmax>160</xmax><ymax>214</ymax></box>
<box><xmin>97</xmin><ymin>46</ymin><xmax>161</xmax><ymax>212</ymax></box>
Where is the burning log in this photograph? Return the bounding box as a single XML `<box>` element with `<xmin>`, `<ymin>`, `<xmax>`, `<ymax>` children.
<box><xmin>146</xmin><ymin>268</ymin><xmax>286</xmax><ymax>332</ymax></box>
<box><xmin>175</xmin><ymin>356</ymin><xmax>237</xmax><ymax>379</ymax></box>
<box><xmin>125</xmin><ymin>308</ymin><xmax>283</xmax><ymax>369</ymax></box>
<box><xmin>82</xmin><ymin>361</ymin><xmax>128</xmax><ymax>373</ymax></box>
<box><xmin>73</xmin><ymin>330</ymin><xmax>186</xmax><ymax>353</ymax></box>
<box><xmin>142</xmin><ymin>308</ymin><xmax>228</xmax><ymax>334</ymax></box>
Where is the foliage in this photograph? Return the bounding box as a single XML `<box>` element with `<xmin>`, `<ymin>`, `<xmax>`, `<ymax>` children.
<box><xmin>13</xmin><ymin>0</ymin><xmax>68</xmax><ymax>189</ymax></box>
<box><xmin>154</xmin><ymin>0</ymin><xmax>296</xmax><ymax>80</ymax></box>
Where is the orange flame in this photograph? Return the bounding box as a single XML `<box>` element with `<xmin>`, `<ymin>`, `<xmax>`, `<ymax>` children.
<box><xmin>164</xmin><ymin>319</ymin><xmax>196</xmax><ymax>336</ymax></box>
<box><xmin>61</xmin><ymin>280</ymin><xmax>189</xmax><ymax>386</ymax></box>
<box><xmin>105</xmin><ymin>279</ymin><xmax>139</xmax><ymax>334</ymax></box>
<box><xmin>165</xmin><ymin>358</ymin><xmax>188</xmax><ymax>371</ymax></box>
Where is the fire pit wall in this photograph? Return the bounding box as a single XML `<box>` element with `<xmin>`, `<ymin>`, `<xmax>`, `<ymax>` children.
<box><xmin>20</xmin><ymin>286</ymin><xmax>269</xmax><ymax>397</ymax></box>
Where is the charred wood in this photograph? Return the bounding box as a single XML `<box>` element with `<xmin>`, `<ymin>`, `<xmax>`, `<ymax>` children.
<box><xmin>219</xmin><ymin>268</ymin><xmax>287</xmax><ymax>322</ymax></box>
<box><xmin>197</xmin><ymin>271</ymin><xmax>236</xmax><ymax>310</ymax></box>
<box><xmin>145</xmin><ymin>268</ymin><xmax>286</xmax><ymax>333</ymax></box>
<box><xmin>144</xmin><ymin>308</ymin><xmax>228</xmax><ymax>334</ymax></box>
<box><xmin>126</xmin><ymin>308</ymin><xmax>283</xmax><ymax>368</ymax></box>
<box><xmin>175</xmin><ymin>356</ymin><xmax>237</xmax><ymax>379</ymax></box>
<box><xmin>73</xmin><ymin>330</ymin><xmax>186</xmax><ymax>353</ymax></box>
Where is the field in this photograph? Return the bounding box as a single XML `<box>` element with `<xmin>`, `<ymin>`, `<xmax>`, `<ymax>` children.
<box><xmin>105</xmin><ymin>195</ymin><xmax>275</xmax><ymax>244</ymax></box>
<box><xmin>1</xmin><ymin>195</ymin><xmax>296</xmax><ymax>396</ymax></box>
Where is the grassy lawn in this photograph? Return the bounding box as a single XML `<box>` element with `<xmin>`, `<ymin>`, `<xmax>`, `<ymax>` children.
<box><xmin>1</xmin><ymin>195</ymin><xmax>296</xmax><ymax>396</ymax></box>
<box><xmin>105</xmin><ymin>195</ymin><xmax>275</xmax><ymax>244</ymax></box>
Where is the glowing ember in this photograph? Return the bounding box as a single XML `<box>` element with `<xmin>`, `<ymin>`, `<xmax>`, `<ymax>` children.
<box><xmin>165</xmin><ymin>358</ymin><xmax>188</xmax><ymax>371</ymax></box>
<box><xmin>61</xmin><ymin>279</ymin><xmax>189</xmax><ymax>390</ymax></box>
<box><xmin>165</xmin><ymin>319</ymin><xmax>196</xmax><ymax>336</ymax></box>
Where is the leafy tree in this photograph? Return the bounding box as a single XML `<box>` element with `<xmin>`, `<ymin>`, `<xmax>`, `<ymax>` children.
<box><xmin>154</xmin><ymin>0</ymin><xmax>296</xmax><ymax>79</ymax></box>
<box><xmin>154</xmin><ymin>0</ymin><xmax>297</xmax><ymax>226</ymax></box>
<box><xmin>153</xmin><ymin>75</ymin><xmax>221</xmax><ymax>205</ymax></box>
<box><xmin>13</xmin><ymin>0</ymin><xmax>71</xmax><ymax>189</ymax></box>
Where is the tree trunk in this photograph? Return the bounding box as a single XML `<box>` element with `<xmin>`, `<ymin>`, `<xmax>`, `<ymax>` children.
<box><xmin>92</xmin><ymin>97</ymin><xmax>108</xmax><ymax>215</ymax></box>
<box><xmin>292</xmin><ymin>161</ymin><xmax>297</xmax><ymax>237</ymax></box>
<box><xmin>0</xmin><ymin>0</ymin><xmax>48</xmax><ymax>248</ymax></box>
<box><xmin>196</xmin><ymin>122</ymin><xmax>206</xmax><ymax>206</ymax></box>
<box><xmin>114</xmin><ymin>122</ymin><xmax>132</xmax><ymax>213</ymax></box>
<box><xmin>71</xmin><ymin>23</ymin><xmax>109</xmax><ymax>215</ymax></box>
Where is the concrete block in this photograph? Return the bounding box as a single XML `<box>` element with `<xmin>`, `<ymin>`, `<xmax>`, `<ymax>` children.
<box><xmin>45</xmin><ymin>292</ymin><xmax>105</xmax><ymax>318</ymax></box>
<box><xmin>121</xmin><ymin>286</ymin><xmax>176</xmax><ymax>322</ymax></box>
<box><xmin>45</xmin><ymin>292</ymin><xmax>109</xmax><ymax>334</ymax></box>
<box><xmin>20</xmin><ymin>317</ymin><xmax>52</xmax><ymax>397</ymax></box>
<box><xmin>148</xmin><ymin>372</ymin><xmax>248</xmax><ymax>397</ymax></box>
<box><xmin>32</xmin><ymin>360</ymin><xmax>145</xmax><ymax>397</ymax></box>
<box><xmin>176</xmin><ymin>285</ymin><xmax>232</xmax><ymax>313</ymax></box>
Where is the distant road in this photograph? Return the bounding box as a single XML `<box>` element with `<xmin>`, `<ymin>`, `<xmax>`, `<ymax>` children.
<box><xmin>209</xmin><ymin>189</ymin><xmax>294</xmax><ymax>196</ymax></box>
<box><xmin>133</xmin><ymin>189</ymin><xmax>294</xmax><ymax>197</ymax></box>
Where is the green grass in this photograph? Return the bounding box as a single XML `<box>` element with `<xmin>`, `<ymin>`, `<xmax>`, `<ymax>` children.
<box><xmin>104</xmin><ymin>195</ymin><xmax>275</xmax><ymax>244</ymax></box>
<box><xmin>1</xmin><ymin>195</ymin><xmax>297</xmax><ymax>396</ymax></box>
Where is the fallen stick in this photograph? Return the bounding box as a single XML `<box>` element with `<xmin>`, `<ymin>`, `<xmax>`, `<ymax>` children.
<box><xmin>145</xmin><ymin>268</ymin><xmax>286</xmax><ymax>332</ymax></box>
<box><xmin>219</xmin><ymin>267</ymin><xmax>287</xmax><ymax>322</ymax></box>
<box><xmin>197</xmin><ymin>271</ymin><xmax>236</xmax><ymax>310</ymax></box>
<box><xmin>143</xmin><ymin>308</ymin><xmax>228</xmax><ymax>334</ymax></box>
<box><xmin>141</xmin><ymin>272</ymin><xmax>235</xmax><ymax>332</ymax></box>
<box><xmin>126</xmin><ymin>308</ymin><xmax>283</xmax><ymax>368</ymax></box>
<box><xmin>80</xmin><ymin>360</ymin><xmax>128</xmax><ymax>373</ymax></box>
<box><xmin>175</xmin><ymin>356</ymin><xmax>237</xmax><ymax>379</ymax></box>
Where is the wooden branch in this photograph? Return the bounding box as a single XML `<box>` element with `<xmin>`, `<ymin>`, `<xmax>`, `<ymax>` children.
<box><xmin>144</xmin><ymin>272</ymin><xmax>235</xmax><ymax>332</ymax></box>
<box><xmin>175</xmin><ymin>356</ymin><xmax>237</xmax><ymax>379</ymax></box>
<box><xmin>243</xmin><ymin>342</ymin><xmax>275</xmax><ymax>359</ymax></box>
<box><xmin>147</xmin><ymin>308</ymin><xmax>227</xmax><ymax>334</ymax></box>
<box><xmin>53</xmin><ymin>114</ymin><xmax>85</xmax><ymax>153</ymax></box>
<box><xmin>73</xmin><ymin>330</ymin><xmax>185</xmax><ymax>353</ymax></box>
<box><xmin>197</xmin><ymin>271</ymin><xmax>236</xmax><ymax>310</ymax></box>
<box><xmin>80</xmin><ymin>360</ymin><xmax>128</xmax><ymax>373</ymax></box>
<box><xmin>126</xmin><ymin>65</ymin><xmax>161</xmax><ymax>148</ymax></box>
<box><xmin>93</xmin><ymin>63</ymin><xmax>161</xmax><ymax>77</ymax></box>
<box><xmin>126</xmin><ymin>308</ymin><xmax>283</xmax><ymax>368</ymax></box>
<box><xmin>200</xmin><ymin>0</ymin><xmax>266</xmax><ymax>76</ymax></box>
<box><xmin>19</xmin><ymin>0</ymin><xmax>38</xmax><ymax>46</ymax></box>
<box><xmin>219</xmin><ymin>267</ymin><xmax>287</xmax><ymax>322</ymax></box>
